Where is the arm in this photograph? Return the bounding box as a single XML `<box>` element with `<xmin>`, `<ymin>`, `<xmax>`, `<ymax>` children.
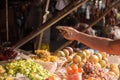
<box><xmin>76</xmin><ymin>31</ymin><xmax>120</xmax><ymax>55</ymax></box>
<box><xmin>57</xmin><ymin>26</ymin><xmax>120</xmax><ymax>55</ymax></box>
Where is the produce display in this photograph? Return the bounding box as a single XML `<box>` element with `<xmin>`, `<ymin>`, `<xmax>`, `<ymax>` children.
<box><xmin>31</xmin><ymin>50</ymin><xmax>59</xmax><ymax>62</ymax></box>
<box><xmin>0</xmin><ymin>60</ymin><xmax>52</xmax><ymax>80</ymax></box>
<box><xmin>0</xmin><ymin>47</ymin><xmax>120</xmax><ymax>80</ymax></box>
<box><xmin>54</xmin><ymin>47</ymin><xmax>120</xmax><ymax>80</ymax></box>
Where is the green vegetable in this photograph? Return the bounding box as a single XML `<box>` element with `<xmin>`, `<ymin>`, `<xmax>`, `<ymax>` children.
<box><xmin>2</xmin><ymin>60</ymin><xmax>52</xmax><ymax>80</ymax></box>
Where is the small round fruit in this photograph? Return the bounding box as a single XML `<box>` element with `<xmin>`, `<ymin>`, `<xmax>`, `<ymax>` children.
<box><xmin>71</xmin><ymin>64</ymin><xmax>78</xmax><ymax>74</ymax></box>
<box><xmin>66</xmin><ymin>56</ymin><xmax>72</xmax><ymax>62</ymax></box>
<box><xmin>102</xmin><ymin>57</ymin><xmax>108</xmax><ymax>64</ymax></box>
<box><xmin>88</xmin><ymin>55</ymin><xmax>99</xmax><ymax>64</ymax></box>
<box><xmin>95</xmin><ymin>52</ymin><xmax>102</xmax><ymax>61</ymax></box>
<box><xmin>78</xmin><ymin>62</ymin><xmax>84</xmax><ymax>67</ymax></box>
<box><xmin>73</xmin><ymin>55</ymin><xmax>81</xmax><ymax>64</ymax></box>
<box><xmin>63</xmin><ymin>49</ymin><xmax>70</xmax><ymax>57</ymax></box>
<box><xmin>65</xmin><ymin>47</ymin><xmax>73</xmax><ymax>55</ymax></box>
<box><xmin>111</xmin><ymin>69</ymin><xmax>119</xmax><ymax>76</ymax></box>
<box><xmin>77</xmin><ymin>50</ymin><xmax>86</xmax><ymax>60</ymax></box>
<box><xmin>96</xmin><ymin>63</ymin><xmax>101</xmax><ymax>68</ymax></box>
<box><xmin>108</xmin><ymin>71</ymin><xmax>116</xmax><ymax>77</ymax></box>
<box><xmin>100</xmin><ymin>52</ymin><xmax>107</xmax><ymax>59</ymax></box>
<box><xmin>83</xmin><ymin>50</ymin><xmax>90</xmax><ymax>59</ymax></box>
<box><xmin>99</xmin><ymin>60</ymin><xmax>106</xmax><ymax>68</ymax></box>
<box><xmin>66</xmin><ymin>66</ymin><xmax>73</xmax><ymax>75</ymax></box>
<box><xmin>110</xmin><ymin>64</ymin><xmax>118</xmax><ymax>70</ymax></box>
<box><xmin>56</xmin><ymin>50</ymin><xmax>65</xmax><ymax>57</ymax></box>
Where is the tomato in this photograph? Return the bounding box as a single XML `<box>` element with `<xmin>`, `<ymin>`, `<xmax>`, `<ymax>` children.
<box><xmin>78</xmin><ymin>67</ymin><xmax>84</xmax><ymax>73</ymax></box>
<box><xmin>71</xmin><ymin>64</ymin><xmax>79</xmax><ymax>74</ymax></box>
<box><xmin>66</xmin><ymin>66</ymin><xmax>74</xmax><ymax>74</ymax></box>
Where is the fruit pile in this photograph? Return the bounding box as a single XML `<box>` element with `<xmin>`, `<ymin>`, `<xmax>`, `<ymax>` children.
<box><xmin>82</xmin><ymin>62</ymin><xmax>116</xmax><ymax>80</ymax></box>
<box><xmin>31</xmin><ymin>50</ymin><xmax>59</xmax><ymax>62</ymax></box>
<box><xmin>55</xmin><ymin>47</ymin><xmax>120</xmax><ymax>80</ymax></box>
<box><xmin>66</xmin><ymin>64</ymin><xmax>83</xmax><ymax>80</ymax></box>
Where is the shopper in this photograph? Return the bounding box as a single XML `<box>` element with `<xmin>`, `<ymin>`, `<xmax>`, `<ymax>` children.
<box><xmin>57</xmin><ymin>26</ymin><xmax>120</xmax><ymax>55</ymax></box>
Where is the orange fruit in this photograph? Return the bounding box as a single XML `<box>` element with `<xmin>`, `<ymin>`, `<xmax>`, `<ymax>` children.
<box><xmin>66</xmin><ymin>66</ymin><xmax>74</xmax><ymax>74</ymax></box>
<box><xmin>78</xmin><ymin>67</ymin><xmax>84</xmax><ymax>73</ymax></box>
<box><xmin>71</xmin><ymin>64</ymin><xmax>78</xmax><ymax>74</ymax></box>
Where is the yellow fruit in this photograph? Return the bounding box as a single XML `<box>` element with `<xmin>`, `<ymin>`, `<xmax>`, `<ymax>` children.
<box><xmin>100</xmin><ymin>52</ymin><xmax>107</xmax><ymax>59</ymax></box>
<box><xmin>65</xmin><ymin>47</ymin><xmax>73</xmax><ymax>55</ymax></box>
<box><xmin>66</xmin><ymin>56</ymin><xmax>73</xmax><ymax>62</ymax></box>
<box><xmin>99</xmin><ymin>60</ymin><xmax>106</xmax><ymax>68</ymax></box>
<box><xmin>56</xmin><ymin>50</ymin><xmax>65</xmax><ymax>57</ymax></box>
<box><xmin>63</xmin><ymin>49</ymin><xmax>70</xmax><ymax>57</ymax></box>
<box><xmin>73</xmin><ymin>55</ymin><xmax>81</xmax><ymax>64</ymax></box>
<box><xmin>111</xmin><ymin>69</ymin><xmax>119</xmax><ymax>76</ymax></box>
<box><xmin>82</xmin><ymin>59</ymin><xmax>87</xmax><ymax>63</ymax></box>
<box><xmin>108</xmin><ymin>71</ymin><xmax>116</xmax><ymax>77</ymax></box>
<box><xmin>77</xmin><ymin>50</ymin><xmax>86</xmax><ymax>60</ymax></box>
<box><xmin>78</xmin><ymin>62</ymin><xmax>84</xmax><ymax>67</ymax></box>
<box><xmin>95</xmin><ymin>52</ymin><xmax>102</xmax><ymax>61</ymax></box>
<box><xmin>110</xmin><ymin>64</ymin><xmax>118</xmax><ymax>70</ymax></box>
<box><xmin>50</xmin><ymin>56</ymin><xmax>59</xmax><ymax>62</ymax></box>
<box><xmin>96</xmin><ymin>63</ymin><xmax>101</xmax><ymax>68</ymax></box>
<box><xmin>0</xmin><ymin>65</ymin><xmax>5</xmax><ymax>73</ymax></box>
<box><xmin>69</xmin><ymin>63</ymin><xmax>78</xmax><ymax>68</ymax></box>
<box><xmin>88</xmin><ymin>55</ymin><xmax>99</xmax><ymax>64</ymax></box>
<box><xmin>102</xmin><ymin>57</ymin><xmax>108</xmax><ymax>64</ymax></box>
<box><xmin>83</xmin><ymin>50</ymin><xmax>90</xmax><ymax>59</ymax></box>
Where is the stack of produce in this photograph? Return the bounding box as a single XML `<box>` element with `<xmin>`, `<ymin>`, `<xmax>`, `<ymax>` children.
<box><xmin>55</xmin><ymin>47</ymin><xmax>120</xmax><ymax>80</ymax></box>
<box><xmin>31</xmin><ymin>50</ymin><xmax>59</xmax><ymax>62</ymax></box>
<box><xmin>0</xmin><ymin>59</ymin><xmax>52</xmax><ymax>80</ymax></box>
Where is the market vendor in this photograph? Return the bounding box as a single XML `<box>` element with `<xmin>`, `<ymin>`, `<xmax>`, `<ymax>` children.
<box><xmin>57</xmin><ymin>26</ymin><xmax>120</xmax><ymax>55</ymax></box>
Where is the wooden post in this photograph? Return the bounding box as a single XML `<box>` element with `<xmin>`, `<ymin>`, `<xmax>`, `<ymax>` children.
<box><xmin>5</xmin><ymin>0</ymin><xmax>9</xmax><ymax>43</ymax></box>
<box><xmin>35</xmin><ymin>0</ymin><xmax>50</xmax><ymax>50</ymax></box>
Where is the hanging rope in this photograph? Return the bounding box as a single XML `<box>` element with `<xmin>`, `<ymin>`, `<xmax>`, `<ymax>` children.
<box><xmin>43</xmin><ymin>0</ymin><xmax>50</xmax><ymax>23</ymax></box>
<box><xmin>6</xmin><ymin>0</ymin><xmax>9</xmax><ymax>42</ymax></box>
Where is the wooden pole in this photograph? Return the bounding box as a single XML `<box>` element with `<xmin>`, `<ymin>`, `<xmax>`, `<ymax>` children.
<box><xmin>6</xmin><ymin>0</ymin><xmax>9</xmax><ymax>42</ymax></box>
<box><xmin>55</xmin><ymin>0</ymin><xmax>120</xmax><ymax>52</ymax></box>
<box><xmin>35</xmin><ymin>0</ymin><xmax>50</xmax><ymax>50</ymax></box>
<box><xmin>12</xmin><ymin>0</ymin><xmax>89</xmax><ymax>49</ymax></box>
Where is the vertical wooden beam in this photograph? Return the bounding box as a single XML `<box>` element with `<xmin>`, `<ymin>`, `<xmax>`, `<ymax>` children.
<box><xmin>5</xmin><ymin>0</ymin><xmax>9</xmax><ymax>42</ymax></box>
<box><xmin>35</xmin><ymin>0</ymin><xmax>50</xmax><ymax>50</ymax></box>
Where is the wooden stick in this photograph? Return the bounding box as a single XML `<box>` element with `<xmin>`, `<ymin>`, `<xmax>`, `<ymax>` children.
<box><xmin>6</xmin><ymin>0</ymin><xmax>9</xmax><ymax>42</ymax></box>
<box><xmin>35</xmin><ymin>0</ymin><xmax>50</xmax><ymax>50</ymax></box>
<box><xmin>12</xmin><ymin>0</ymin><xmax>89</xmax><ymax>49</ymax></box>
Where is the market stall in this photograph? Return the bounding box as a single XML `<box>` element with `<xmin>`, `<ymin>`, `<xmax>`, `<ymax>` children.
<box><xmin>0</xmin><ymin>0</ymin><xmax>120</xmax><ymax>80</ymax></box>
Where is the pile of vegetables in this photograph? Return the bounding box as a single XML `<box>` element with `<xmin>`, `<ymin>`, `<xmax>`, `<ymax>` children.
<box><xmin>0</xmin><ymin>59</ymin><xmax>52</xmax><ymax>80</ymax></box>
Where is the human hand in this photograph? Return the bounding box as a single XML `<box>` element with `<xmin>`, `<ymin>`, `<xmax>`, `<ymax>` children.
<box><xmin>56</xmin><ymin>26</ymin><xmax>79</xmax><ymax>41</ymax></box>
